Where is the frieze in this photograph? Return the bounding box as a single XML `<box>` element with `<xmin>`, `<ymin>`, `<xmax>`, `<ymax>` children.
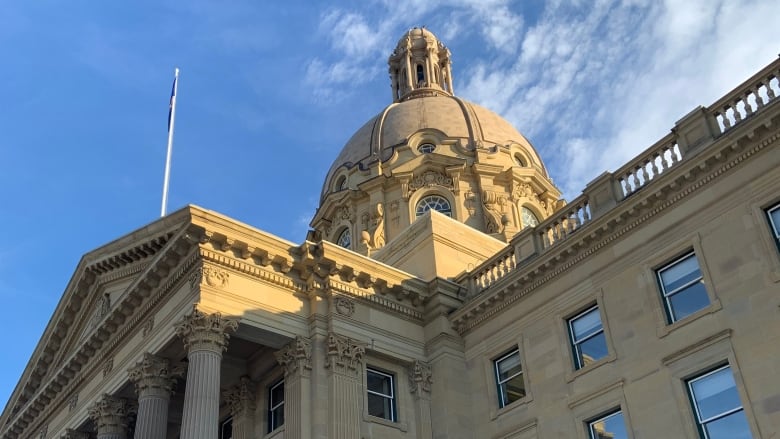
<box><xmin>66</xmin><ymin>393</ymin><xmax>78</xmax><ymax>412</ymax></box>
<box><xmin>189</xmin><ymin>266</ymin><xmax>230</xmax><ymax>290</ymax></box>
<box><xmin>101</xmin><ymin>357</ymin><xmax>114</xmax><ymax>378</ymax></box>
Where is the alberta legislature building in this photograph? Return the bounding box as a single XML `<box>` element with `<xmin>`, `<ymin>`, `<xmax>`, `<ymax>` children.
<box><xmin>2</xmin><ymin>28</ymin><xmax>780</xmax><ymax>439</ymax></box>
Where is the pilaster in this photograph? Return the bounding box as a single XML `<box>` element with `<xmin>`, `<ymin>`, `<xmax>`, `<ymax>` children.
<box><xmin>275</xmin><ymin>336</ymin><xmax>313</xmax><ymax>439</ymax></box>
<box><xmin>325</xmin><ymin>333</ymin><xmax>365</xmax><ymax>439</ymax></box>
<box><xmin>223</xmin><ymin>377</ymin><xmax>257</xmax><ymax>439</ymax></box>
<box><xmin>409</xmin><ymin>360</ymin><xmax>433</xmax><ymax>439</ymax></box>
<box><xmin>127</xmin><ymin>353</ymin><xmax>185</xmax><ymax>439</ymax></box>
<box><xmin>88</xmin><ymin>395</ymin><xmax>134</xmax><ymax>439</ymax></box>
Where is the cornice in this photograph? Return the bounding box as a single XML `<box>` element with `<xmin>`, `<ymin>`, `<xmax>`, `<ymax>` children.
<box><xmin>452</xmin><ymin>114</ymin><xmax>779</xmax><ymax>334</ymax></box>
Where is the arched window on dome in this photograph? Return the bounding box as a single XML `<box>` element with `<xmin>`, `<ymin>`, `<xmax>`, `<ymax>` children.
<box><xmin>335</xmin><ymin>176</ymin><xmax>348</xmax><ymax>192</ymax></box>
<box><xmin>416</xmin><ymin>195</ymin><xmax>452</xmax><ymax>217</ymax></box>
<box><xmin>416</xmin><ymin>64</ymin><xmax>425</xmax><ymax>85</ymax></box>
<box><xmin>520</xmin><ymin>206</ymin><xmax>540</xmax><ymax>229</ymax></box>
<box><xmin>336</xmin><ymin>228</ymin><xmax>351</xmax><ymax>249</ymax></box>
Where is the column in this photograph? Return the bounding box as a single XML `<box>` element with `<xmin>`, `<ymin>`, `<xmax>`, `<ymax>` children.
<box><xmin>222</xmin><ymin>376</ymin><xmax>257</xmax><ymax>439</ymax></box>
<box><xmin>88</xmin><ymin>395</ymin><xmax>133</xmax><ymax>439</ymax></box>
<box><xmin>409</xmin><ymin>360</ymin><xmax>433</xmax><ymax>439</ymax></box>
<box><xmin>275</xmin><ymin>336</ymin><xmax>313</xmax><ymax>439</ymax></box>
<box><xmin>325</xmin><ymin>332</ymin><xmax>365</xmax><ymax>439</ymax></box>
<box><xmin>127</xmin><ymin>353</ymin><xmax>185</xmax><ymax>439</ymax></box>
<box><xmin>175</xmin><ymin>306</ymin><xmax>239</xmax><ymax>439</ymax></box>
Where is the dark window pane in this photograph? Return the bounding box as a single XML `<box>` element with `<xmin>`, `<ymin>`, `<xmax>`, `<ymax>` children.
<box><xmin>367</xmin><ymin>393</ymin><xmax>392</xmax><ymax>419</ymax></box>
<box><xmin>496</xmin><ymin>352</ymin><xmax>521</xmax><ymax>382</ymax></box>
<box><xmin>578</xmin><ymin>332</ymin><xmax>608</xmax><ymax>366</ymax></box>
<box><xmin>502</xmin><ymin>373</ymin><xmax>526</xmax><ymax>404</ymax></box>
<box><xmin>668</xmin><ymin>282</ymin><xmax>709</xmax><ymax>321</ymax></box>
<box><xmin>367</xmin><ymin>371</ymin><xmax>392</xmax><ymax>396</ymax></box>
<box><xmin>271</xmin><ymin>382</ymin><xmax>284</xmax><ymax>405</ymax></box>
<box><xmin>704</xmin><ymin>411</ymin><xmax>751</xmax><ymax>439</ymax></box>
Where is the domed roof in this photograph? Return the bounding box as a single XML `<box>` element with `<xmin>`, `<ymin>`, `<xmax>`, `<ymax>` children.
<box><xmin>321</xmin><ymin>94</ymin><xmax>547</xmax><ymax>199</ymax></box>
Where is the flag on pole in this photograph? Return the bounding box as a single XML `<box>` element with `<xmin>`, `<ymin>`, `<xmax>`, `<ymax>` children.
<box><xmin>161</xmin><ymin>68</ymin><xmax>179</xmax><ymax>217</ymax></box>
<box><xmin>167</xmin><ymin>74</ymin><xmax>178</xmax><ymax>133</ymax></box>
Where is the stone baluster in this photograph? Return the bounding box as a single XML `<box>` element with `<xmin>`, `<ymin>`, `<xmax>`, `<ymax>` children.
<box><xmin>325</xmin><ymin>333</ymin><xmax>365</xmax><ymax>439</ymax></box>
<box><xmin>175</xmin><ymin>306</ymin><xmax>239</xmax><ymax>439</ymax></box>
<box><xmin>127</xmin><ymin>353</ymin><xmax>185</xmax><ymax>439</ymax></box>
<box><xmin>275</xmin><ymin>336</ymin><xmax>313</xmax><ymax>439</ymax></box>
<box><xmin>223</xmin><ymin>376</ymin><xmax>257</xmax><ymax>439</ymax></box>
<box><xmin>409</xmin><ymin>360</ymin><xmax>433</xmax><ymax>439</ymax></box>
<box><xmin>88</xmin><ymin>395</ymin><xmax>134</xmax><ymax>439</ymax></box>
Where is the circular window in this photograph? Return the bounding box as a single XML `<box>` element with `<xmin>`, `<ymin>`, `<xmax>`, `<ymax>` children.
<box><xmin>521</xmin><ymin>207</ymin><xmax>540</xmax><ymax>229</ymax></box>
<box><xmin>416</xmin><ymin>195</ymin><xmax>452</xmax><ymax>217</ymax></box>
<box><xmin>336</xmin><ymin>228</ymin><xmax>351</xmax><ymax>248</ymax></box>
<box><xmin>418</xmin><ymin>143</ymin><xmax>436</xmax><ymax>154</ymax></box>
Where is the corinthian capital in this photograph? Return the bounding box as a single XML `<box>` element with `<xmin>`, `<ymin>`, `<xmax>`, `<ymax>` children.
<box><xmin>408</xmin><ymin>360</ymin><xmax>433</xmax><ymax>396</ymax></box>
<box><xmin>174</xmin><ymin>305</ymin><xmax>239</xmax><ymax>353</ymax></box>
<box><xmin>88</xmin><ymin>395</ymin><xmax>134</xmax><ymax>435</ymax></box>
<box><xmin>325</xmin><ymin>332</ymin><xmax>365</xmax><ymax>375</ymax></box>
<box><xmin>127</xmin><ymin>353</ymin><xmax>186</xmax><ymax>398</ymax></box>
<box><xmin>275</xmin><ymin>336</ymin><xmax>312</xmax><ymax>378</ymax></box>
<box><xmin>222</xmin><ymin>376</ymin><xmax>257</xmax><ymax>418</ymax></box>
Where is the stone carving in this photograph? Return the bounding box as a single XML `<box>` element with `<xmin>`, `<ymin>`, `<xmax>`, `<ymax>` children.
<box><xmin>188</xmin><ymin>268</ymin><xmax>202</xmax><ymax>291</ymax></box>
<box><xmin>408</xmin><ymin>360</ymin><xmax>433</xmax><ymax>395</ymax></box>
<box><xmin>127</xmin><ymin>353</ymin><xmax>186</xmax><ymax>397</ymax></box>
<box><xmin>66</xmin><ymin>393</ymin><xmax>78</xmax><ymax>412</ymax></box>
<box><xmin>174</xmin><ymin>305</ymin><xmax>239</xmax><ymax>353</ymax></box>
<box><xmin>223</xmin><ymin>376</ymin><xmax>256</xmax><ymax>418</ymax></box>
<box><xmin>86</xmin><ymin>293</ymin><xmax>111</xmax><ymax>334</ymax></box>
<box><xmin>275</xmin><ymin>336</ymin><xmax>312</xmax><ymax>377</ymax></box>
<box><xmin>325</xmin><ymin>333</ymin><xmax>365</xmax><ymax>374</ymax></box>
<box><xmin>102</xmin><ymin>357</ymin><xmax>114</xmax><ymax>378</ymax></box>
<box><xmin>88</xmin><ymin>395</ymin><xmax>135</xmax><ymax>436</ymax></box>
<box><xmin>482</xmin><ymin>190</ymin><xmax>507</xmax><ymax>234</ymax></box>
<box><xmin>360</xmin><ymin>203</ymin><xmax>385</xmax><ymax>254</ymax></box>
<box><xmin>141</xmin><ymin>317</ymin><xmax>154</xmax><ymax>337</ymax></box>
<box><xmin>188</xmin><ymin>266</ymin><xmax>230</xmax><ymax>290</ymax></box>
<box><xmin>403</xmin><ymin>170</ymin><xmax>454</xmax><ymax>199</ymax></box>
<box><xmin>334</xmin><ymin>296</ymin><xmax>355</xmax><ymax>317</ymax></box>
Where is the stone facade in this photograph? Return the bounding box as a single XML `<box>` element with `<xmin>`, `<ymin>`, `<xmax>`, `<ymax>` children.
<box><xmin>1</xmin><ymin>29</ymin><xmax>779</xmax><ymax>439</ymax></box>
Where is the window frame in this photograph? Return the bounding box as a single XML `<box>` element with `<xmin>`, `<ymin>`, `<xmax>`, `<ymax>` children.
<box><xmin>766</xmin><ymin>202</ymin><xmax>780</xmax><ymax>252</ymax></box>
<box><xmin>417</xmin><ymin>143</ymin><xmax>436</xmax><ymax>154</ymax></box>
<box><xmin>686</xmin><ymin>364</ymin><xmax>750</xmax><ymax>439</ymax></box>
<box><xmin>567</xmin><ymin>304</ymin><xmax>608</xmax><ymax>370</ymax></box>
<box><xmin>655</xmin><ymin>251</ymin><xmax>709</xmax><ymax>323</ymax></box>
<box><xmin>587</xmin><ymin>409</ymin><xmax>629</xmax><ymax>439</ymax></box>
<box><xmin>268</xmin><ymin>379</ymin><xmax>284</xmax><ymax>433</ymax></box>
<box><xmin>366</xmin><ymin>367</ymin><xmax>397</xmax><ymax>422</ymax></box>
<box><xmin>415</xmin><ymin>194</ymin><xmax>452</xmax><ymax>218</ymax></box>
<box><xmin>220</xmin><ymin>416</ymin><xmax>233</xmax><ymax>439</ymax></box>
<box><xmin>493</xmin><ymin>348</ymin><xmax>525</xmax><ymax>408</ymax></box>
<box><xmin>336</xmin><ymin>227</ymin><xmax>351</xmax><ymax>249</ymax></box>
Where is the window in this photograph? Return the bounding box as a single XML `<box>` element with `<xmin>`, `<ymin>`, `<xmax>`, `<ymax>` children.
<box><xmin>366</xmin><ymin>368</ymin><xmax>396</xmax><ymax>421</ymax></box>
<box><xmin>336</xmin><ymin>228</ymin><xmax>351</xmax><ymax>249</ymax></box>
<box><xmin>268</xmin><ymin>380</ymin><xmax>284</xmax><ymax>432</ymax></box>
<box><xmin>335</xmin><ymin>176</ymin><xmax>348</xmax><ymax>191</ymax></box>
<box><xmin>521</xmin><ymin>206</ymin><xmax>540</xmax><ymax>229</ymax></box>
<box><xmin>415</xmin><ymin>195</ymin><xmax>452</xmax><ymax>217</ymax></box>
<box><xmin>766</xmin><ymin>202</ymin><xmax>780</xmax><ymax>251</ymax></box>
<box><xmin>416</xmin><ymin>64</ymin><xmax>425</xmax><ymax>84</ymax></box>
<box><xmin>587</xmin><ymin>410</ymin><xmax>629</xmax><ymax>439</ymax></box>
<box><xmin>220</xmin><ymin>417</ymin><xmax>233</xmax><ymax>439</ymax></box>
<box><xmin>687</xmin><ymin>365</ymin><xmax>751</xmax><ymax>439</ymax></box>
<box><xmin>493</xmin><ymin>349</ymin><xmax>526</xmax><ymax>408</ymax></box>
<box><xmin>656</xmin><ymin>252</ymin><xmax>709</xmax><ymax>323</ymax></box>
<box><xmin>513</xmin><ymin>153</ymin><xmax>527</xmax><ymax>167</ymax></box>
<box><xmin>568</xmin><ymin>305</ymin><xmax>608</xmax><ymax>370</ymax></box>
<box><xmin>417</xmin><ymin>143</ymin><xmax>436</xmax><ymax>153</ymax></box>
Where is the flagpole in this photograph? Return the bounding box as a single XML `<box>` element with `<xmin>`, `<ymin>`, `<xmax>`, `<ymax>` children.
<box><xmin>160</xmin><ymin>67</ymin><xmax>179</xmax><ymax>217</ymax></box>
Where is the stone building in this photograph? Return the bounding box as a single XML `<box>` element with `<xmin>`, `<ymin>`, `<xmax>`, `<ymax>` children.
<box><xmin>1</xmin><ymin>28</ymin><xmax>779</xmax><ymax>439</ymax></box>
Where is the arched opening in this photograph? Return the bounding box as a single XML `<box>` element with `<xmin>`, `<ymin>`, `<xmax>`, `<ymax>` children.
<box><xmin>335</xmin><ymin>176</ymin><xmax>348</xmax><ymax>191</ymax></box>
<box><xmin>416</xmin><ymin>195</ymin><xmax>452</xmax><ymax>217</ymax></box>
<box><xmin>520</xmin><ymin>206</ymin><xmax>540</xmax><ymax>229</ymax></box>
<box><xmin>416</xmin><ymin>64</ymin><xmax>425</xmax><ymax>85</ymax></box>
<box><xmin>336</xmin><ymin>228</ymin><xmax>351</xmax><ymax>249</ymax></box>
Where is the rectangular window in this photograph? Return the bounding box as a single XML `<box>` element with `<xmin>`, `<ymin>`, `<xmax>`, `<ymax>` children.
<box><xmin>587</xmin><ymin>410</ymin><xmax>629</xmax><ymax>439</ymax></box>
<box><xmin>366</xmin><ymin>368</ymin><xmax>396</xmax><ymax>421</ymax></box>
<box><xmin>656</xmin><ymin>252</ymin><xmax>710</xmax><ymax>323</ymax></box>
<box><xmin>493</xmin><ymin>348</ymin><xmax>526</xmax><ymax>408</ymax></box>
<box><xmin>568</xmin><ymin>305</ymin><xmax>608</xmax><ymax>370</ymax></box>
<box><xmin>767</xmin><ymin>202</ymin><xmax>780</xmax><ymax>251</ymax></box>
<box><xmin>220</xmin><ymin>417</ymin><xmax>233</xmax><ymax>439</ymax></box>
<box><xmin>268</xmin><ymin>379</ymin><xmax>284</xmax><ymax>432</ymax></box>
<box><xmin>687</xmin><ymin>365</ymin><xmax>751</xmax><ymax>439</ymax></box>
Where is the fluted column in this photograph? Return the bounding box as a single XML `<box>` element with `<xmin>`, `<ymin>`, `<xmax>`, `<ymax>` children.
<box><xmin>127</xmin><ymin>353</ymin><xmax>185</xmax><ymax>439</ymax></box>
<box><xmin>409</xmin><ymin>360</ymin><xmax>433</xmax><ymax>439</ymax></box>
<box><xmin>175</xmin><ymin>306</ymin><xmax>239</xmax><ymax>439</ymax></box>
<box><xmin>223</xmin><ymin>376</ymin><xmax>257</xmax><ymax>439</ymax></box>
<box><xmin>275</xmin><ymin>336</ymin><xmax>313</xmax><ymax>439</ymax></box>
<box><xmin>88</xmin><ymin>395</ymin><xmax>133</xmax><ymax>439</ymax></box>
<box><xmin>325</xmin><ymin>333</ymin><xmax>365</xmax><ymax>439</ymax></box>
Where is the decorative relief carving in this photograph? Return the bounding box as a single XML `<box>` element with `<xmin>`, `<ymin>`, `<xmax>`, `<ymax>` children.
<box><xmin>188</xmin><ymin>269</ymin><xmax>202</xmax><ymax>291</ymax></box>
<box><xmin>88</xmin><ymin>395</ymin><xmax>135</xmax><ymax>435</ymax></box>
<box><xmin>141</xmin><ymin>317</ymin><xmax>154</xmax><ymax>337</ymax></box>
<box><xmin>102</xmin><ymin>357</ymin><xmax>114</xmax><ymax>378</ymax></box>
<box><xmin>408</xmin><ymin>360</ymin><xmax>433</xmax><ymax>395</ymax></box>
<box><xmin>174</xmin><ymin>305</ymin><xmax>239</xmax><ymax>353</ymax></box>
<box><xmin>223</xmin><ymin>376</ymin><xmax>256</xmax><ymax>418</ymax></box>
<box><xmin>87</xmin><ymin>293</ymin><xmax>111</xmax><ymax>333</ymax></box>
<box><xmin>403</xmin><ymin>170</ymin><xmax>455</xmax><ymax>199</ymax></box>
<box><xmin>127</xmin><ymin>353</ymin><xmax>185</xmax><ymax>398</ymax></box>
<box><xmin>275</xmin><ymin>336</ymin><xmax>312</xmax><ymax>377</ymax></box>
<box><xmin>203</xmin><ymin>266</ymin><xmax>229</xmax><ymax>288</ymax></box>
<box><xmin>334</xmin><ymin>296</ymin><xmax>355</xmax><ymax>317</ymax></box>
<box><xmin>360</xmin><ymin>203</ymin><xmax>386</xmax><ymax>254</ymax></box>
<box><xmin>66</xmin><ymin>393</ymin><xmax>78</xmax><ymax>412</ymax></box>
<box><xmin>325</xmin><ymin>333</ymin><xmax>365</xmax><ymax>375</ymax></box>
<box><xmin>482</xmin><ymin>190</ymin><xmax>507</xmax><ymax>234</ymax></box>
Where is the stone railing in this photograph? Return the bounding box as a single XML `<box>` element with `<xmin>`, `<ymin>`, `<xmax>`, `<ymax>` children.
<box><xmin>459</xmin><ymin>56</ymin><xmax>780</xmax><ymax>295</ymax></box>
<box><xmin>708</xmin><ymin>59</ymin><xmax>780</xmax><ymax>134</ymax></box>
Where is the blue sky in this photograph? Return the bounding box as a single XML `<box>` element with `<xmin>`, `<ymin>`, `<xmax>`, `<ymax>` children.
<box><xmin>0</xmin><ymin>0</ymin><xmax>777</xmax><ymax>409</ymax></box>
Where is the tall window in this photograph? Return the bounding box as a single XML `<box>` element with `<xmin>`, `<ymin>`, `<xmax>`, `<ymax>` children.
<box><xmin>766</xmin><ymin>202</ymin><xmax>780</xmax><ymax>251</ymax></box>
<box><xmin>656</xmin><ymin>252</ymin><xmax>709</xmax><ymax>323</ymax></box>
<box><xmin>494</xmin><ymin>348</ymin><xmax>526</xmax><ymax>408</ymax></box>
<box><xmin>366</xmin><ymin>368</ymin><xmax>396</xmax><ymax>421</ymax></box>
<box><xmin>336</xmin><ymin>228</ymin><xmax>351</xmax><ymax>249</ymax></box>
<box><xmin>687</xmin><ymin>365</ymin><xmax>751</xmax><ymax>439</ymax></box>
<box><xmin>415</xmin><ymin>195</ymin><xmax>452</xmax><ymax>217</ymax></box>
<box><xmin>220</xmin><ymin>417</ymin><xmax>233</xmax><ymax>439</ymax></box>
<box><xmin>416</xmin><ymin>64</ymin><xmax>425</xmax><ymax>84</ymax></box>
<box><xmin>568</xmin><ymin>305</ymin><xmax>608</xmax><ymax>370</ymax></box>
<box><xmin>587</xmin><ymin>410</ymin><xmax>629</xmax><ymax>439</ymax></box>
<box><xmin>268</xmin><ymin>380</ymin><xmax>284</xmax><ymax>432</ymax></box>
